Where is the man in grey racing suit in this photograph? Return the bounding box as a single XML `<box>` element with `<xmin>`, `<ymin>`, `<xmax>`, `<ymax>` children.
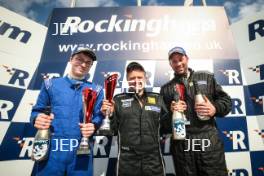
<box><xmin>160</xmin><ymin>46</ymin><xmax>231</xmax><ymax>176</ymax></box>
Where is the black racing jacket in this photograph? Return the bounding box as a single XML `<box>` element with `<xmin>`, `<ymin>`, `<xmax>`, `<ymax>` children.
<box><xmin>110</xmin><ymin>91</ymin><xmax>168</xmax><ymax>151</ymax></box>
<box><xmin>160</xmin><ymin>68</ymin><xmax>232</xmax><ymax>134</ymax></box>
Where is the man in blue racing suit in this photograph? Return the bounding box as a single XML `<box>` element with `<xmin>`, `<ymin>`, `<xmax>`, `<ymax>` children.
<box><xmin>30</xmin><ymin>47</ymin><xmax>104</xmax><ymax>176</ymax></box>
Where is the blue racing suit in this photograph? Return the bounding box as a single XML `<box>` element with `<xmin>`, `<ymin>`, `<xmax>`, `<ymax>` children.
<box><xmin>30</xmin><ymin>76</ymin><xmax>104</xmax><ymax>176</ymax></box>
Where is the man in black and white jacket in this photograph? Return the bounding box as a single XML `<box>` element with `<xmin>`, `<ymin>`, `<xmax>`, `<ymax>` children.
<box><xmin>160</xmin><ymin>46</ymin><xmax>231</xmax><ymax>176</ymax></box>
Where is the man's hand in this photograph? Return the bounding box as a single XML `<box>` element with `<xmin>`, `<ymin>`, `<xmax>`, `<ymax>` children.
<box><xmin>79</xmin><ymin>123</ymin><xmax>95</xmax><ymax>138</ymax></box>
<box><xmin>170</xmin><ymin>100</ymin><xmax>187</xmax><ymax>112</ymax></box>
<box><xmin>195</xmin><ymin>96</ymin><xmax>216</xmax><ymax>117</ymax></box>
<box><xmin>101</xmin><ymin>100</ymin><xmax>115</xmax><ymax>117</ymax></box>
<box><xmin>34</xmin><ymin>113</ymin><xmax>54</xmax><ymax>130</ymax></box>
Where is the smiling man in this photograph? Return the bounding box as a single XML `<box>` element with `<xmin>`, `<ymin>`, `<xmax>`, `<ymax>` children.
<box><xmin>101</xmin><ymin>62</ymin><xmax>169</xmax><ymax>176</ymax></box>
<box><xmin>30</xmin><ymin>47</ymin><xmax>104</xmax><ymax>176</ymax></box>
<box><xmin>160</xmin><ymin>46</ymin><xmax>232</xmax><ymax>176</ymax></box>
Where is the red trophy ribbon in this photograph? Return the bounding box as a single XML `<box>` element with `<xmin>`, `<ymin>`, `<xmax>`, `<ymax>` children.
<box><xmin>175</xmin><ymin>84</ymin><xmax>185</xmax><ymax>101</ymax></box>
<box><xmin>172</xmin><ymin>83</ymin><xmax>187</xmax><ymax>140</ymax></box>
<box><xmin>175</xmin><ymin>83</ymin><xmax>189</xmax><ymax>124</ymax></box>
<box><xmin>77</xmin><ymin>88</ymin><xmax>97</xmax><ymax>155</ymax></box>
<box><xmin>98</xmin><ymin>73</ymin><xmax>118</xmax><ymax>136</ymax></box>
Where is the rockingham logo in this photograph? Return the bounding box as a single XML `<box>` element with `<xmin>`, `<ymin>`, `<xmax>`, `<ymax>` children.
<box><xmin>223</xmin><ymin>131</ymin><xmax>234</xmax><ymax>141</ymax></box>
<box><xmin>0</xmin><ymin>99</ymin><xmax>14</xmax><ymax>120</ymax></box>
<box><xmin>250</xmin><ymin>96</ymin><xmax>263</xmax><ymax>106</ymax></box>
<box><xmin>228</xmin><ymin>169</ymin><xmax>249</xmax><ymax>176</ymax></box>
<box><xmin>223</xmin><ymin>130</ymin><xmax>247</xmax><ymax>150</ymax></box>
<box><xmin>41</xmin><ymin>73</ymin><xmax>61</xmax><ymax>80</ymax></box>
<box><xmin>248</xmin><ymin>64</ymin><xmax>264</xmax><ymax>80</ymax></box>
<box><xmin>14</xmin><ymin>137</ymin><xmax>34</xmax><ymax>158</ymax></box>
<box><xmin>254</xmin><ymin>129</ymin><xmax>264</xmax><ymax>138</ymax></box>
<box><xmin>218</xmin><ymin>69</ymin><xmax>241</xmax><ymax>84</ymax></box>
<box><xmin>2</xmin><ymin>64</ymin><xmax>29</xmax><ymax>87</ymax></box>
<box><xmin>0</xmin><ymin>20</ymin><xmax>31</xmax><ymax>44</ymax></box>
<box><xmin>13</xmin><ymin>136</ymin><xmax>25</xmax><ymax>148</ymax></box>
<box><xmin>52</xmin><ymin>15</ymin><xmax>216</xmax><ymax>37</ymax></box>
<box><xmin>248</xmin><ymin>19</ymin><xmax>264</xmax><ymax>42</ymax></box>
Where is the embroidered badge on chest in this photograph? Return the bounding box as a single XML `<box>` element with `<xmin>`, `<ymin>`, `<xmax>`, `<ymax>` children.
<box><xmin>121</xmin><ymin>98</ymin><xmax>134</xmax><ymax>108</ymax></box>
<box><xmin>145</xmin><ymin>105</ymin><xmax>161</xmax><ymax>112</ymax></box>
<box><xmin>147</xmin><ymin>97</ymin><xmax>156</xmax><ymax>104</ymax></box>
<box><xmin>197</xmin><ymin>80</ymin><xmax>207</xmax><ymax>85</ymax></box>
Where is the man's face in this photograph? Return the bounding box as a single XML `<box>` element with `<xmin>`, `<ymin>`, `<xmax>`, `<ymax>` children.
<box><xmin>70</xmin><ymin>53</ymin><xmax>93</xmax><ymax>78</ymax></box>
<box><xmin>169</xmin><ymin>53</ymin><xmax>188</xmax><ymax>75</ymax></box>
<box><xmin>127</xmin><ymin>70</ymin><xmax>146</xmax><ymax>93</ymax></box>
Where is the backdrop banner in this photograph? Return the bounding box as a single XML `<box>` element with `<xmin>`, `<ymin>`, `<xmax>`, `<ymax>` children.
<box><xmin>1</xmin><ymin>6</ymin><xmax>263</xmax><ymax>176</ymax></box>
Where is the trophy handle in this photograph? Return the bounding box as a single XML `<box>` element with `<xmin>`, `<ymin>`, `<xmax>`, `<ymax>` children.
<box><xmin>97</xmin><ymin>104</ymin><xmax>112</xmax><ymax>136</ymax></box>
<box><xmin>105</xmin><ymin>106</ymin><xmax>111</xmax><ymax>118</ymax></box>
<box><xmin>77</xmin><ymin>107</ymin><xmax>91</xmax><ymax>155</ymax></box>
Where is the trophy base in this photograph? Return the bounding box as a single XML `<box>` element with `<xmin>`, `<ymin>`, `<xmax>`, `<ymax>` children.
<box><xmin>97</xmin><ymin>129</ymin><xmax>113</xmax><ymax>136</ymax></box>
<box><xmin>77</xmin><ymin>137</ymin><xmax>90</xmax><ymax>155</ymax></box>
<box><xmin>77</xmin><ymin>146</ymin><xmax>90</xmax><ymax>155</ymax></box>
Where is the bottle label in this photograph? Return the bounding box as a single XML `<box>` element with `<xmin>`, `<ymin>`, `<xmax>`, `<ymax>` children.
<box><xmin>182</xmin><ymin>114</ymin><xmax>190</xmax><ymax>125</ymax></box>
<box><xmin>173</xmin><ymin>119</ymin><xmax>186</xmax><ymax>139</ymax></box>
<box><xmin>32</xmin><ymin>139</ymin><xmax>50</xmax><ymax>161</ymax></box>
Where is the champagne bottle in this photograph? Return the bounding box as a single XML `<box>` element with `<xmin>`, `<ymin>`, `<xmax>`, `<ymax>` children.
<box><xmin>172</xmin><ymin>92</ymin><xmax>186</xmax><ymax>140</ymax></box>
<box><xmin>32</xmin><ymin>106</ymin><xmax>51</xmax><ymax>161</ymax></box>
<box><xmin>193</xmin><ymin>81</ymin><xmax>210</xmax><ymax>120</ymax></box>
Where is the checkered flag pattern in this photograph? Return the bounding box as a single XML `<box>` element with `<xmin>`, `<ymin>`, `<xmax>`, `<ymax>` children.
<box><xmin>250</xmin><ymin>96</ymin><xmax>263</xmax><ymax>104</ymax></box>
<box><xmin>1</xmin><ymin>58</ymin><xmax>264</xmax><ymax>176</ymax></box>
<box><xmin>248</xmin><ymin>66</ymin><xmax>260</xmax><ymax>73</ymax></box>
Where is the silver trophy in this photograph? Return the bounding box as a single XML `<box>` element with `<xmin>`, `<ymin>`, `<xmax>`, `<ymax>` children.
<box><xmin>97</xmin><ymin>73</ymin><xmax>118</xmax><ymax>136</ymax></box>
<box><xmin>77</xmin><ymin>88</ymin><xmax>97</xmax><ymax>155</ymax></box>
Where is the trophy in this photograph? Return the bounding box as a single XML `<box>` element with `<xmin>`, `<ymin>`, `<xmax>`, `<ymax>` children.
<box><xmin>97</xmin><ymin>73</ymin><xmax>118</xmax><ymax>136</ymax></box>
<box><xmin>77</xmin><ymin>88</ymin><xmax>97</xmax><ymax>155</ymax></box>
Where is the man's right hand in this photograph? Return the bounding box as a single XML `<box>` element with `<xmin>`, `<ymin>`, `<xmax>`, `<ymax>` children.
<box><xmin>170</xmin><ymin>100</ymin><xmax>187</xmax><ymax>112</ymax></box>
<box><xmin>101</xmin><ymin>100</ymin><xmax>114</xmax><ymax>117</ymax></box>
<box><xmin>34</xmin><ymin>113</ymin><xmax>54</xmax><ymax>130</ymax></box>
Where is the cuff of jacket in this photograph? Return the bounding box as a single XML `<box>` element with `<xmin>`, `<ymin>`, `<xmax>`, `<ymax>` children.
<box><xmin>30</xmin><ymin>113</ymin><xmax>38</xmax><ymax>126</ymax></box>
<box><xmin>212</xmin><ymin>102</ymin><xmax>222</xmax><ymax>117</ymax></box>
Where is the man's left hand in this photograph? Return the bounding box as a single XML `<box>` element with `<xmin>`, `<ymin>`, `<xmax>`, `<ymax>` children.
<box><xmin>195</xmin><ymin>96</ymin><xmax>216</xmax><ymax>118</ymax></box>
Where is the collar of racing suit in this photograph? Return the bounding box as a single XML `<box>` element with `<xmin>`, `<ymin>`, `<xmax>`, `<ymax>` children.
<box><xmin>173</xmin><ymin>68</ymin><xmax>193</xmax><ymax>86</ymax></box>
<box><xmin>126</xmin><ymin>89</ymin><xmax>148</xmax><ymax>105</ymax></box>
<box><xmin>66</xmin><ymin>75</ymin><xmax>88</xmax><ymax>90</ymax></box>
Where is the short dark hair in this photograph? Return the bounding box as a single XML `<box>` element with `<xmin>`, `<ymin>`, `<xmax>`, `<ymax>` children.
<box><xmin>126</xmin><ymin>62</ymin><xmax>146</xmax><ymax>76</ymax></box>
